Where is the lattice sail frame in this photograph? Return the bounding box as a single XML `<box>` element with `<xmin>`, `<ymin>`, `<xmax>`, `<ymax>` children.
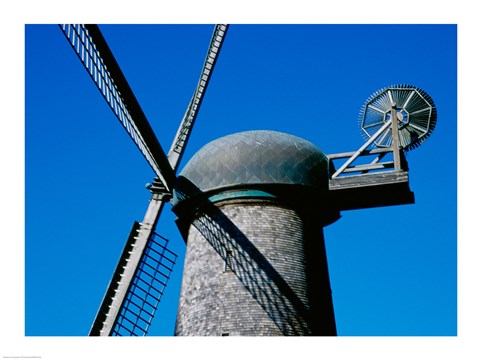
<box><xmin>59</xmin><ymin>24</ymin><xmax>229</xmax><ymax>336</ymax></box>
<box><xmin>59</xmin><ymin>24</ymin><xmax>174</xmax><ymax>187</ymax></box>
<box><xmin>111</xmin><ymin>232</ymin><xmax>177</xmax><ymax>336</ymax></box>
<box><xmin>358</xmin><ymin>84</ymin><xmax>437</xmax><ymax>151</ymax></box>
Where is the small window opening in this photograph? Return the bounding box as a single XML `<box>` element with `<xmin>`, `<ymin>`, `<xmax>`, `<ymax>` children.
<box><xmin>221</xmin><ymin>332</ymin><xmax>230</xmax><ymax>336</ymax></box>
<box><xmin>225</xmin><ymin>250</ymin><xmax>233</xmax><ymax>272</ymax></box>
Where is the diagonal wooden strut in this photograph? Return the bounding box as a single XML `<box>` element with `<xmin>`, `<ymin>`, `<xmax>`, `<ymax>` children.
<box><xmin>331</xmin><ymin>119</ymin><xmax>393</xmax><ymax>178</ymax></box>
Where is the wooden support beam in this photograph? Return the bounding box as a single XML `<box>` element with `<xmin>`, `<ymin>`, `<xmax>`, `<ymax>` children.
<box><xmin>331</xmin><ymin>120</ymin><xmax>392</xmax><ymax>178</ymax></box>
<box><xmin>329</xmin><ymin>170</ymin><xmax>409</xmax><ymax>189</ymax></box>
<box><xmin>390</xmin><ymin>103</ymin><xmax>402</xmax><ymax>171</ymax></box>
<box><xmin>328</xmin><ymin>170</ymin><xmax>414</xmax><ymax>211</ymax></box>
<box><xmin>327</xmin><ymin>147</ymin><xmax>391</xmax><ymax>160</ymax></box>
<box><xmin>341</xmin><ymin>161</ymin><xmax>394</xmax><ymax>174</ymax></box>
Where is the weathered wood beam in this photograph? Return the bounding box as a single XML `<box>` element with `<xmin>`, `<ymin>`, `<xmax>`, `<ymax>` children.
<box><xmin>327</xmin><ymin>147</ymin><xmax>392</xmax><ymax>160</ymax></box>
<box><xmin>340</xmin><ymin>161</ymin><xmax>394</xmax><ymax>174</ymax></box>
<box><xmin>328</xmin><ymin>171</ymin><xmax>414</xmax><ymax>211</ymax></box>
<box><xmin>329</xmin><ymin>170</ymin><xmax>409</xmax><ymax>190</ymax></box>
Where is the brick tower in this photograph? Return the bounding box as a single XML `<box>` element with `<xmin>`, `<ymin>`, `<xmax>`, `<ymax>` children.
<box><xmin>172</xmin><ymin>130</ymin><xmax>339</xmax><ymax>336</ymax></box>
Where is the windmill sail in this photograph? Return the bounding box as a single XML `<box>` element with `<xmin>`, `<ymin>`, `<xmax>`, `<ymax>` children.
<box><xmin>60</xmin><ymin>24</ymin><xmax>229</xmax><ymax>335</ymax></box>
<box><xmin>59</xmin><ymin>24</ymin><xmax>175</xmax><ymax>190</ymax></box>
<box><xmin>168</xmin><ymin>24</ymin><xmax>229</xmax><ymax>171</ymax></box>
<box><xmin>88</xmin><ymin>187</ymin><xmax>176</xmax><ymax>336</ymax></box>
<box><xmin>90</xmin><ymin>221</ymin><xmax>177</xmax><ymax>336</ymax></box>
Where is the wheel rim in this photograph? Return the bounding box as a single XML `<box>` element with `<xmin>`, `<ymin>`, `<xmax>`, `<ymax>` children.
<box><xmin>358</xmin><ymin>85</ymin><xmax>437</xmax><ymax>151</ymax></box>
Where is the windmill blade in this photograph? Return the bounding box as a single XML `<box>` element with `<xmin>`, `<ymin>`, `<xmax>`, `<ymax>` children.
<box><xmin>59</xmin><ymin>24</ymin><xmax>176</xmax><ymax>190</ymax></box>
<box><xmin>89</xmin><ymin>185</ymin><xmax>176</xmax><ymax>336</ymax></box>
<box><xmin>90</xmin><ymin>220</ymin><xmax>177</xmax><ymax>336</ymax></box>
<box><xmin>87</xmin><ymin>25</ymin><xmax>230</xmax><ymax>336</ymax></box>
<box><xmin>168</xmin><ymin>24</ymin><xmax>229</xmax><ymax>172</ymax></box>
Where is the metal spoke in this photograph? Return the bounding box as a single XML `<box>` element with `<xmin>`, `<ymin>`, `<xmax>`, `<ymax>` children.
<box><xmin>367</xmin><ymin>104</ymin><xmax>387</xmax><ymax>114</ymax></box>
<box><xmin>363</xmin><ymin>120</ymin><xmax>386</xmax><ymax>129</ymax></box>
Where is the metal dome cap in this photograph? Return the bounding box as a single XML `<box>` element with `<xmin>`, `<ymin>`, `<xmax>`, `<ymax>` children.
<box><xmin>172</xmin><ymin>130</ymin><xmax>330</xmax><ymax>205</ymax></box>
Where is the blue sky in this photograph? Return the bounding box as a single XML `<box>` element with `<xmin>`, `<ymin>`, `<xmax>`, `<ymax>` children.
<box><xmin>24</xmin><ymin>24</ymin><xmax>457</xmax><ymax>339</ymax></box>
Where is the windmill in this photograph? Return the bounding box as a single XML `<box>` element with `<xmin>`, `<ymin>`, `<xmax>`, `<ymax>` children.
<box><xmin>56</xmin><ymin>24</ymin><xmax>437</xmax><ymax>336</ymax></box>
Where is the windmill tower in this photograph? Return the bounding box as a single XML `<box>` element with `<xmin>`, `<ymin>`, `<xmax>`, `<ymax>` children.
<box><xmin>171</xmin><ymin>84</ymin><xmax>436</xmax><ymax>336</ymax></box>
<box><xmin>172</xmin><ymin>130</ymin><xmax>339</xmax><ymax>335</ymax></box>
<box><xmin>57</xmin><ymin>24</ymin><xmax>437</xmax><ymax>336</ymax></box>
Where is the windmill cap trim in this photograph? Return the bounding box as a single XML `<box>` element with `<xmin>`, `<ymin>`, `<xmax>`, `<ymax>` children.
<box><xmin>172</xmin><ymin>130</ymin><xmax>330</xmax><ymax>205</ymax></box>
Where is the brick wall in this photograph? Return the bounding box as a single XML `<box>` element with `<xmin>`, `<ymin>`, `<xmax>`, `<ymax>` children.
<box><xmin>174</xmin><ymin>198</ymin><xmax>335</xmax><ymax>336</ymax></box>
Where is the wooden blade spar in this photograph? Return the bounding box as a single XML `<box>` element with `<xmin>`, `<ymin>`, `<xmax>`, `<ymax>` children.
<box><xmin>58</xmin><ymin>24</ymin><xmax>229</xmax><ymax>336</ymax></box>
<box><xmin>59</xmin><ymin>24</ymin><xmax>176</xmax><ymax>190</ymax></box>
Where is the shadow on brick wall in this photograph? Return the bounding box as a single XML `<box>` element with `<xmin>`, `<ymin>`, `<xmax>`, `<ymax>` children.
<box><xmin>174</xmin><ymin>177</ymin><xmax>336</xmax><ymax>336</ymax></box>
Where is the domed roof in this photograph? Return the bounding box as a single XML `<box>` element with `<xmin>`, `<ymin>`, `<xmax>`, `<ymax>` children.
<box><xmin>175</xmin><ymin>130</ymin><xmax>329</xmax><ymax>198</ymax></box>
